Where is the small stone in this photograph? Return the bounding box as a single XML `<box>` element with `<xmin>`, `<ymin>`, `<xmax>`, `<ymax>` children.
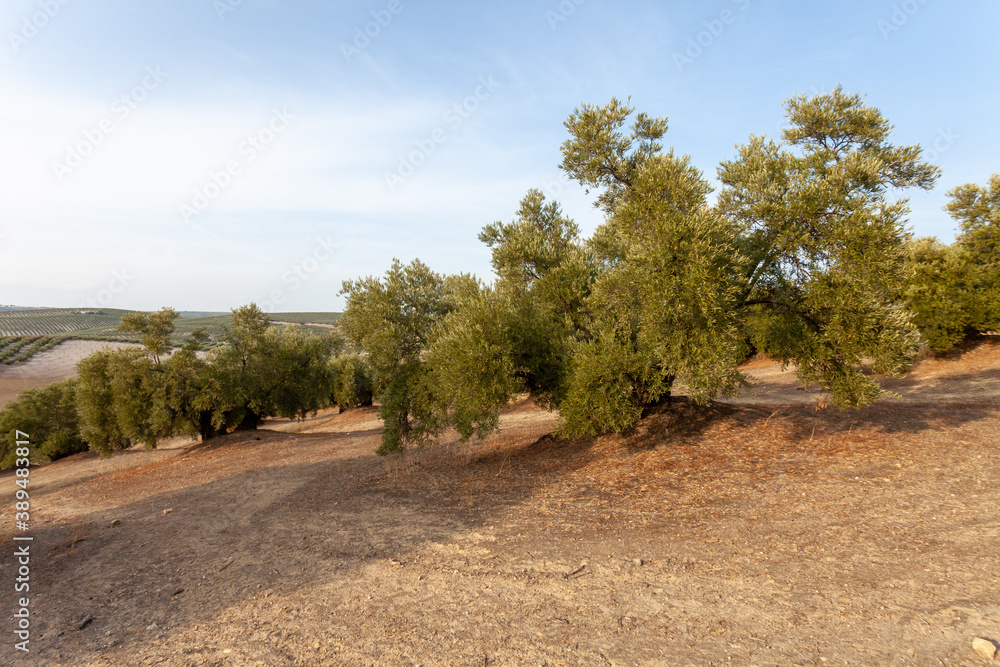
<box><xmin>75</xmin><ymin>614</ymin><xmax>94</xmax><ymax>631</ymax></box>
<box><xmin>146</xmin><ymin>623</ymin><xmax>158</xmax><ymax>631</ymax></box>
<box><xmin>973</xmin><ymin>637</ymin><xmax>998</xmax><ymax>660</ymax></box>
<box><xmin>314</xmin><ymin>641</ymin><xmax>321</xmax><ymax>649</ymax></box>
<box><xmin>109</xmin><ymin>519</ymin><xmax>120</xmax><ymax>528</ymax></box>
<box><xmin>162</xmin><ymin>508</ymin><xmax>173</xmax><ymax>515</ymax></box>
<box><xmin>633</xmin><ymin>558</ymin><xmax>644</xmax><ymax>566</ymax></box>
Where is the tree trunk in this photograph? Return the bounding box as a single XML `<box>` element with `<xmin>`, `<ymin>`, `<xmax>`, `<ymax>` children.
<box><xmin>233</xmin><ymin>408</ymin><xmax>262</xmax><ymax>431</ymax></box>
<box><xmin>198</xmin><ymin>411</ymin><xmax>224</xmax><ymax>441</ymax></box>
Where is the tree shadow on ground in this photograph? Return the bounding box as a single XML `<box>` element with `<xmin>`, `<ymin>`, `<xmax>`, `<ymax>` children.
<box><xmin>0</xmin><ymin>421</ymin><xmax>565</xmax><ymax>664</ymax></box>
<box><xmin>5</xmin><ymin>383</ymin><xmax>999</xmax><ymax>664</ymax></box>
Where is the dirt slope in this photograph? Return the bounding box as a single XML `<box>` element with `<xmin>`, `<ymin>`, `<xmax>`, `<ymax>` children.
<box><xmin>1</xmin><ymin>341</ymin><xmax>998</xmax><ymax>666</ymax></box>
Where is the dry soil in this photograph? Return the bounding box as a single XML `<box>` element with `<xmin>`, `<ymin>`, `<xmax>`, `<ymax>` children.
<box><xmin>1</xmin><ymin>339</ymin><xmax>998</xmax><ymax>666</ymax></box>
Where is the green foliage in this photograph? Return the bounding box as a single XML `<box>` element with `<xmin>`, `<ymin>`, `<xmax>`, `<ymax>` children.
<box><xmin>118</xmin><ymin>307</ymin><xmax>177</xmax><ymax>362</ymax></box>
<box><xmin>479</xmin><ymin>190</ymin><xmax>594</xmax><ymax>404</ymax></box>
<box><xmin>2</xmin><ymin>305</ymin><xmax>345</xmax><ymax>466</ymax></box>
<box><xmin>262</xmin><ymin>326</ymin><xmax>337</xmax><ymax>420</ymax></box>
<box><xmin>948</xmin><ymin>174</ymin><xmax>1000</xmax><ymax>262</ymax></box>
<box><xmin>422</xmin><ymin>190</ymin><xmax>595</xmax><ymax>442</ymax></box>
<box><xmin>904</xmin><ymin>175</ymin><xmax>1000</xmax><ymax>351</ymax></box>
<box><xmin>718</xmin><ymin>86</ymin><xmax>937</xmax><ymax>406</ymax></box>
<box><xmin>75</xmin><ymin>305</ymin><xmax>338</xmax><ymax>458</ymax></box>
<box><xmin>0</xmin><ymin>379</ymin><xmax>85</xmax><ymax>468</ymax></box>
<box><xmin>904</xmin><ymin>238</ymin><xmax>981</xmax><ymax>351</ymax></box>
<box><xmin>557</xmin><ymin>328</ymin><xmax>656</xmax><ymax>437</ymax></box>
<box><xmin>208</xmin><ymin>305</ymin><xmax>335</xmax><ymax>431</ymax></box>
<box><xmin>329</xmin><ymin>353</ymin><xmax>374</xmax><ymax>411</ymax></box>
<box><xmin>339</xmin><ymin>259</ymin><xmax>451</xmax><ymax>454</ymax></box>
<box><xmin>75</xmin><ymin>347</ymin><xmax>157</xmax><ymax>455</ymax></box>
<box><xmin>948</xmin><ymin>174</ymin><xmax>1000</xmax><ymax>333</ymax></box>
<box><xmin>546</xmin><ymin>99</ymin><xmax>751</xmax><ymax>434</ymax></box>
<box><xmin>342</xmin><ymin>88</ymin><xmax>942</xmax><ymax>447</ymax></box>
<box><xmin>426</xmin><ymin>281</ymin><xmax>524</xmax><ymax>441</ymax></box>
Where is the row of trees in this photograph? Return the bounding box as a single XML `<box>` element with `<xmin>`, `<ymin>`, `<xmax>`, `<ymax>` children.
<box><xmin>2</xmin><ymin>88</ymin><xmax>994</xmax><ymax>466</ymax></box>
<box><xmin>0</xmin><ymin>306</ymin><xmax>373</xmax><ymax>467</ymax></box>
<box><xmin>340</xmin><ymin>87</ymin><xmax>999</xmax><ymax>455</ymax></box>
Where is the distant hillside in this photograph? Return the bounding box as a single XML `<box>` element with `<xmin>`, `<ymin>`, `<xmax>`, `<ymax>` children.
<box><xmin>0</xmin><ymin>308</ymin><xmax>136</xmax><ymax>339</ymax></box>
<box><xmin>177</xmin><ymin>311</ymin><xmax>228</xmax><ymax>318</ymax></box>
<box><xmin>269</xmin><ymin>312</ymin><xmax>341</xmax><ymax>326</ymax></box>
<box><xmin>0</xmin><ymin>309</ymin><xmax>342</xmax><ymax>363</ymax></box>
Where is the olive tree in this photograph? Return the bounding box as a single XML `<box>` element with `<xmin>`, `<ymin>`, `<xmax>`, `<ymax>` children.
<box><xmin>425</xmin><ymin>190</ymin><xmax>594</xmax><ymax>440</ymax></box>
<box><xmin>718</xmin><ymin>86</ymin><xmax>939</xmax><ymax>406</ymax></box>
<box><xmin>558</xmin><ymin>100</ymin><xmax>750</xmax><ymax>434</ymax></box>
<box><xmin>0</xmin><ymin>379</ymin><xmax>84</xmax><ymax>468</ymax></box>
<box><xmin>339</xmin><ymin>260</ymin><xmax>451</xmax><ymax>454</ymax></box>
<box><xmin>208</xmin><ymin>304</ymin><xmax>335</xmax><ymax>432</ymax></box>
<box><xmin>75</xmin><ymin>347</ymin><xmax>152</xmax><ymax>455</ymax></box>
<box><xmin>904</xmin><ymin>239</ymin><xmax>980</xmax><ymax>351</ymax></box>
<box><xmin>946</xmin><ymin>174</ymin><xmax>1000</xmax><ymax>334</ymax></box>
<box><xmin>347</xmin><ymin>87</ymin><xmax>946</xmax><ymax>445</ymax></box>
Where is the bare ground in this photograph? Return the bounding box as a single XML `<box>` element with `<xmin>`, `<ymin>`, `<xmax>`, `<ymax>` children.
<box><xmin>1</xmin><ymin>339</ymin><xmax>999</xmax><ymax>666</ymax></box>
<box><xmin>0</xmin><ymin>341</ymin><xmax>139</xmax><ymax>408</ymax></box>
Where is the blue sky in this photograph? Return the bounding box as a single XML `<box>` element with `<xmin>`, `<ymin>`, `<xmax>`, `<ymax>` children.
<box><xmin>1</xmin><ymin>0</ymin><xmax>997</xmax><ymax>312</ymax></box>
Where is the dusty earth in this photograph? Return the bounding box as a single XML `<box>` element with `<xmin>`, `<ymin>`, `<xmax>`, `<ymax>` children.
<box><xmin>1</xmin><ymin>338</ymin><xmax>999</xmax><ymax>666</ymax></box>
<box><xmin>0</xmin><ymin>341</ymin><xmax>139</xmax><ymax>408</ymax></box>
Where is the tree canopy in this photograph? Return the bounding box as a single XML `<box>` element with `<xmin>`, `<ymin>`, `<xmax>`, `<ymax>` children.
<box><xmin>339</xmin><ymin>259</ymin><xmax>452</xmax><ymax>454</ymax></box>
<box><xmin>341</xmin><ymin>87</ymin><xmax>950</xmax><ymax>449</ymax></box>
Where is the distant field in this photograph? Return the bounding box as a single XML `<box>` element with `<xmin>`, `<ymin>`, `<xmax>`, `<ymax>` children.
<box><xmin>0</xmin><ymin>308</ymin><xmax>135</xmax><ymax>338</ymax></box>
<box><xmin>268</xmin><ymin>312</ymin><xmax>341</xmax><ymax>325</ymax></box>
<box><xmin>0</xmin><ymin>339</ymin><xmax>140</xmax><ymax>407</ymax></box>
<box><xmin>0</xmin><ymin>309</ymin><xmax>341</xmax><ymax>364</ymax></box>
